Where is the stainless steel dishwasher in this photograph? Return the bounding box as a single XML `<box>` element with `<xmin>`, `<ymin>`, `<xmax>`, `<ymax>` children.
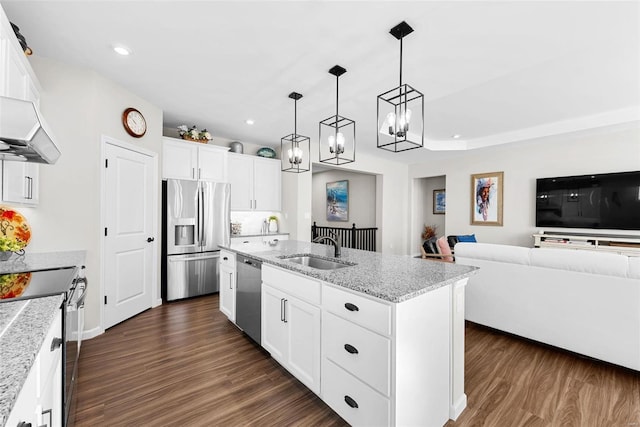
<box><xmin>236</xmin><ymin>256</ymin><xmax>262</xmax><ymax>344</ymax></box>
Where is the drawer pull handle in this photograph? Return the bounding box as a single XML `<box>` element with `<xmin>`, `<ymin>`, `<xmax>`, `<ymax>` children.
<box><xmin>344</xmin><ymin>344</ymin><xmax>359</xmax><ymax>354</ymax></box>
<box><xmin>223</xmin><ymin>257</ymin><xmax>228</xmax><ymax>261</ymax></box>
<box><xmin>344</xmin><ymin>302</ymin><xmax>359</xmax><ymax>312</ymax></box>
<box><xmin>50</xmin><ymin>337</ymin><xmax>63</xmax><ymax>351</ymax></box>
<box><xmin>344</xmin><ymin>395</ymin><xmax>359</xmax><ymax>409</ymax></box>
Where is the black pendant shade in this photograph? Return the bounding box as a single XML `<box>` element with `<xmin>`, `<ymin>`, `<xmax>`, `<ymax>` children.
<box><xmin>281</xmin><ymin>92</ymin><xmax>310</xmax><ymax>173</ymax></box>
<box><xmin>319</xmin><ymin>65</ymin><xmax>356</xmax><ymax>165</ymax></box>
<box><xmin>377</xmin><ymin>21</ymin><xmax>424</xmax><ymax>152</ymax></box>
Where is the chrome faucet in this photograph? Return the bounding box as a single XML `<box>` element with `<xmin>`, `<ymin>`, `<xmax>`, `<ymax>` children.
<box><xmin>313</xmin><ymin>232</ymin><xmax>341</xmax><ymax>257</ymax></box>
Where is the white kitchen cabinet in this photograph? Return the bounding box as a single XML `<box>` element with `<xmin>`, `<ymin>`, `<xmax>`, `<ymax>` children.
<box><xmin>2</xmin><ymin>160</ymin><xmax>39</xmax><ymax>205</ymax></box>
<box><xmin>261</xmin><ymin>264</ymin><xmax>321</xmax><ymax>394</ymax></box>
<box><xmin>321</xmin><ymin>282</ymin><xmax>453</xmax><ymax>427</ymax></box>
<box><xmin>0</xmin><ymin>6</ymin><xmax>42</xmax><ymax>206</ymax></box>
<box><xmin>227</xmin><ymin>153</ymin><xmax>281</xmax><ymax>211</ymax></box>
<box><xmin>162</xmin><ymin>137</ymin><xmax>228</xmax><ymax>182</ymax></box>
<box><xmin>7</xmin><ymin>309</ymin><xmax>63</xmax><ymax>427</ymax></box>
<box><xmin>219</xmin><ymin>250</ymin><xmax>236</xmax><ymax>322</ymax></box>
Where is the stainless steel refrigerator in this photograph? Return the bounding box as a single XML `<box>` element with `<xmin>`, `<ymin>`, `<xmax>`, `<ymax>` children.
<box><xmin>162</xmin><ymin>179</ymin><xmax>230</xmax><ymax>301</ymax></box>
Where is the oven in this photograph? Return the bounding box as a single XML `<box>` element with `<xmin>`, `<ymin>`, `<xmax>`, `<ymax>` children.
<box><xmin>64</xmin><ymin>266</ymin><xmax>86</xmax><ymax>427</ymax></box>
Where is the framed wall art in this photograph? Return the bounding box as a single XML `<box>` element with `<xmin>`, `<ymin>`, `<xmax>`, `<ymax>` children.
<box><xmin>433</xmin><ymin>189</ymin><xmax>446</xmax><ymax>214</ymax></box>
<box><xmin>471</xmin><ymin>172</ymin><xmax>503</xmax><ymax>226</ymax></box>
<box><xmin>326</xmin><ymin>180</ymin><xmax>349</xmax><ymax>221</ymax></box>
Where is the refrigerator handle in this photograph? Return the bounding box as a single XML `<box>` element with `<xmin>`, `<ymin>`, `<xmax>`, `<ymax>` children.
<box><xmin>198</xmin><ymin>184</ymin><xmax>204</xmax><ymax>247</ymax></box>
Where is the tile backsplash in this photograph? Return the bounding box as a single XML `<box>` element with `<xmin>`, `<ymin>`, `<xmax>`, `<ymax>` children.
<box><xmin>231</xmin><ymin>211</ymin><xmax>281</xmax><ymax>235</ymax></box>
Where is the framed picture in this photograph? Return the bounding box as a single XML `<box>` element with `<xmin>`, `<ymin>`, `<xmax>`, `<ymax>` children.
<box><xmin>433</xmin><ymin>189</ymin><xmax>446</xmax><ymax>214</ymax></box>
<box><xmin>471</xmin><ymin>172</ymin><xmax>504</xmax><ymax>226</ymax></box>
<box><xmin>326</xmin><ymin>180</ymin><xmax>349</xmax><ymax>221</ymax></box>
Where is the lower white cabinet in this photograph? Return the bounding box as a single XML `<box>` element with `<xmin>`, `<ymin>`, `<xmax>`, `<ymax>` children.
<box><xmin>2</xmin><ymin>161</ymin><xmax>39</xmax><ymax>205</ymax></box>
<box><xmin>219</xmin><ymin>250</ymin><xmax>236</xmax><ymax>322</ymax></box>
<box><xmin>261</xmin><ymin>265</ymin><xmax>321</xmax><ymax>395</ymax></box>
<box><xmin>7</xmin><ymin>309</ymin><xmax>63</xmax><ymax>427</ymax></box>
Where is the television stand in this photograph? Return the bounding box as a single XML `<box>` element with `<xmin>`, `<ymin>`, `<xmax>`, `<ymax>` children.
<box><xmin>533</xmin><ymin>231</ymin><xmax>640</xmax><ymax>256</ymax></box>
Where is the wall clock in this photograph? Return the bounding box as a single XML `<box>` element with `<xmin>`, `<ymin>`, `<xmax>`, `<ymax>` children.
<box><xmin>122</xmin><ymin>107</ymin><xmax>147</xmax><ymax>138</ymax></box>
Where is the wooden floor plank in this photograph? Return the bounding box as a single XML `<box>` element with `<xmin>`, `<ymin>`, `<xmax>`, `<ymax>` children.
<box><xmin>74</xmin><ymin>294</ymin><xmax>640</xmax><ymax>426</ymax></box>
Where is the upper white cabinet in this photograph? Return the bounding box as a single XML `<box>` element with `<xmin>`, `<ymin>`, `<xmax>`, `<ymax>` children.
<box><xmin>2</xmin><ymin>161</ymin><xmax>39</xmax><ymax>205</ymax></box>
<box><xmin>227</xmin><ymin>152</ymin><xmax>281</xmax><ymax>211</ymax></box>
<box><xmin>0</xmin><ymin>6</ymin><xmax>41</xmax><ymax>103</ymax></box>
<box><xmin>0</xmin><ymin>6</ymin><xmax>42</xmax><ymax>206</ymax></box>
<box><xmin>162</xmin><ymin>137</ymin><xmax>228</xmax><ymax>182</ymax></box>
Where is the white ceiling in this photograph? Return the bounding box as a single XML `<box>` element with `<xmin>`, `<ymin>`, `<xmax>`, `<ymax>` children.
<box><xmin>3</xmin><ymin>1</ymin><xmax>639</xmax><ymax>164</ymax></box>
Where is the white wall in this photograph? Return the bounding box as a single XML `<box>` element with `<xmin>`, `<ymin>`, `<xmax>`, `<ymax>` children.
<box><xmin>24</xmin><ymin>56</ymin><xmax>163</xmax><ymax>334</ymax></box>
<box><xmin>312</xmin><ymin>169</ymin><xmax>376</xmax><ymax>228</ymax></box>
<box><xmin>409</xmin><ymin>125</ymin><xmax>640</xmax><ymax>248</ymax></box>
<box><xmin>282</xmin><ymin>140</ymin><xmax>409</xmax><ymax>254</ymax></box>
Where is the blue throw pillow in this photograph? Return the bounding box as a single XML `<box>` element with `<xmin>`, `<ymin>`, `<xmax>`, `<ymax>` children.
<box><xmin>457</xmin><ymin>234</ymin><xmax>477</xmax><ymax>243</ymax></box>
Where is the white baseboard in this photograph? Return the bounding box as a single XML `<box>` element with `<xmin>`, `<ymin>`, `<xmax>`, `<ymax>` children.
<box><xmin>80</xmin><ymin>325</ymin><xmax>104</xmax><ymax>340</ymax></box>
<box><xmin>450</xmin><ymin>393</ymin><xmax>467</xmax><ymax>420</ymax></box>
<box><xmin>153</xmin><ymin>298</ymin><xmax>163</xmax><ymax>308</ymax></box>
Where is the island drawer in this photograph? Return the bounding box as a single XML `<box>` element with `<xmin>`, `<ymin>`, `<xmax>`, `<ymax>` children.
<box><xmin>219</xmin><ymin>250</ymin><xmax>236</xmax><ymax>268</ymax></box>
<box><xmin>323</xmin><ymin>312</ymin><xmax>391</xmax><ymax>396</ymax></box>
<box><xmin>322</xmin><ymin>358</ymin><xmax>390</xmax><ymax>426</ymax></box>
<box><xmin>323</xmin><ymin>284</ymin><xmax>392</xmax><ymax>336</ymax></box>
<box><xmin>262</xmin><ymin>264</ymin><xmax>321</xmax><ymax>305</ymax></box>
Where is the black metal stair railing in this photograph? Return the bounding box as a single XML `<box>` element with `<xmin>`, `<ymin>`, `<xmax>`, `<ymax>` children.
<box><xmin>311</xmin><ymin>222</ymin><xmax>378</xmax><ymax>252</ymax></box>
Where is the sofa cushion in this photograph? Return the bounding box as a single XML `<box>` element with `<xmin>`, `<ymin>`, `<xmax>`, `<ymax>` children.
<box><xmin>530</xmin><ymin>248</ymin><xmax>628</xmax><ymax>278</ymax></box>
<box><xmin>455</xmin><ymin>242</ymin><xmax>530</xmax><ymax>265</ymax></box>
<box><xmin>627</xmin><ymin>256</ymin><xmax>640</xmax><ymax>279</ymax></box>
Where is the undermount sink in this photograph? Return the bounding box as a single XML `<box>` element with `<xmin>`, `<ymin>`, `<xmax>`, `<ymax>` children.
<box><xmin>280</xmin><ymin>254</ymin><xmax>355</xmax><ymax>270</ymax></box>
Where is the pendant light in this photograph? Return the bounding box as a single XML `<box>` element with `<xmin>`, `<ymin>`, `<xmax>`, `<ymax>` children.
<box><xmin>377</xmin><ymin>21</ymin><xmax>424</xmax><ymax>152</ymax></box>
<box><xmin>319</xmin><ymin>65</ymin><xmax>355</xmax><ymax>165</ymax></box>
<box><xmin>281</xmin><ymin>92</ymin><xmax>310</xmax><ymax>173</ymax></box>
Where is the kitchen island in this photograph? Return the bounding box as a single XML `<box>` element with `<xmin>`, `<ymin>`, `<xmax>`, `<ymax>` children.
<box><xmin>220</xmin><ymin>240</ymin><xmax>477</xmax><ymax>426</ymax></box>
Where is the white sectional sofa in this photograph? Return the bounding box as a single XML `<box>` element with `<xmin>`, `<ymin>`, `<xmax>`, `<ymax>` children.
<box><xmin>455</xmin><ymin>242</ymin><xmax>640</xmax><ymax>371</ymax></box>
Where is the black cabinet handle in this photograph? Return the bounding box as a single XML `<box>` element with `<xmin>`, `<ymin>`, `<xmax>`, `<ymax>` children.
<box><xmin>17</xmin><ymin>422</ymin><xmax>32</xmax><ymax>427</ymax></box>
<box><xmin>280</xmin><ymin>298</ymin><xmax>285</xmax><ymax>322</ymax></box>
<box><xmin>345</xmin><ymin>302</ymin><xmax>359</xmax><ymax>312</ymax></box>
<box><xmin>283</xmin><ymin>299</ymin><xmax>288</xmax><ymax>323</ymax></box>
<box><xmin>223</xmin><ymin>257</ymin><xmax>228</xmax><ymax>261</ymax></box>
<box><xmin>50</xmin><ymin>337</ymin><xmax>63</xmax><ymax>351</ymax></box>
<box><xmin>344</xmin><ymin>344</ymin><xmax>359</xmax><ymax>354</ymax></box>
<box><xmin>147</xmin><ymin>237</ymin><xmax>155</xmax><ymax>242</ymax></box>
<box><xmin>344</xmin><ymin>395</ymin><xmax>359</xmax><ymax>409</ymax></box>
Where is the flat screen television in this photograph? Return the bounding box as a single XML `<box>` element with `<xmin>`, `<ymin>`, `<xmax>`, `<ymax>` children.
<box><xmin>536</xmin><ymin>171</ymin><xmax>640</xmax><ymax>230</ymax></box>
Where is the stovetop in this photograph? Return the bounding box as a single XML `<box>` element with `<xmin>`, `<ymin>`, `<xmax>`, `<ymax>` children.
<box><xmin>0</xmin><ymin>267</ymin><xmax>78</xmax><ymax>303</ymax></box>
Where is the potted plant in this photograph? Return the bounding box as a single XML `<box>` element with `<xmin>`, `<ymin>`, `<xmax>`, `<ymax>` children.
<box><xmin>268</xmin><ymin>215</ymin><xmax>278</xmax><ymax>233</ymax></box>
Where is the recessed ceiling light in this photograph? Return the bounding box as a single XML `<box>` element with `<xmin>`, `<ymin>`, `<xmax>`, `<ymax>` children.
<box><xmin>113</xmin><ymin>45</ymin><xmax>131</xmax><ymax>56</ymax></box>
<box><xmin>245</xmin><ymin>119</ymin><xmax>255</xmax><ymax>125</ymax></box>
<box><xmin>452</xmin><ymin>134</ymin><xmax>461</xmax><ymax>139</ymax></box>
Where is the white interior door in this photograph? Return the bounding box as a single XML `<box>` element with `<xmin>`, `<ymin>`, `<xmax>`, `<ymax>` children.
<box><xmin>104</xmin><ymin>142</ymin><xmax>155</xmax><ymax>329</ymax></box>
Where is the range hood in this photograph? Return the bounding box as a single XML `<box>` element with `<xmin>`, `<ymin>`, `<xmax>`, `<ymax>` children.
<box><xmin>0</xmin><ymin>96</ymin><xmax>61</xmax><ymax>164</ymax></box>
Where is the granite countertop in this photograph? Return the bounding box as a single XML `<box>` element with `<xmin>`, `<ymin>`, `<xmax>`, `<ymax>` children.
<box><xmin>231</xmin><ymin>232</ymin><xmax>289</xmax><ymax>238</ymax></box>
<box><xmin>0</xmin><ymin>250</ymin><xmax>86</xmax><ymax>274</ymax></box>
<box><xmin>0</xmin><ymin>295</ymin><xmax>64</xmax><ymax>426</ymax></box>
<box><xmin>221</xmin><ymin>240</ymin><xmax>477</xmax><ymax>303</ymax></box>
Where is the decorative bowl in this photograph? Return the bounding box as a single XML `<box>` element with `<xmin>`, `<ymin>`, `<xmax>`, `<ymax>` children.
<box><xmin>257</xmin><ymin>147</ymin><xmax>276</xmax><ymax>158</ymax></box>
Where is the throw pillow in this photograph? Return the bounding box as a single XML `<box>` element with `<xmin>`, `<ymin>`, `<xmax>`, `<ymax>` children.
<box><xmin>422</xmin><ymin>237</ymin><xmax>439</xmax><ymax>254</ymax></box>
<box><xmin>457</xmin><ymin>234</ymin><xmax>477</xmax><ymax>243</ymax></box>
<box><xmin>436</xmin><ymin>237</ymin><xmax>454</xmax><ymax>262</ymax></box>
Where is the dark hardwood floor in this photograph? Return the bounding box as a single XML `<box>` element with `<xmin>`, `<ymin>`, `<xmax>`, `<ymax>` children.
<box><xmin>74</xmin><ymin>294</ymin><xmax>640</xmax><ymax>426</ymax></box>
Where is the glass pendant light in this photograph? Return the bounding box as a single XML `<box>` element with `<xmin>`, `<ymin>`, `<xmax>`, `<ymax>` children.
<box><xmin>319</xmin><ymin>65</ymin><xmax>355</xmax><ymax>165</ymax></box>
<box><xmin>377</xmin><ymin>21</ymin><xmax>424</xmax><ymax>152</ymax></box>
<box><xmin>281</xmin><ymin>92</ymin><xmax>310</xmax><ymax>173</ymax></box>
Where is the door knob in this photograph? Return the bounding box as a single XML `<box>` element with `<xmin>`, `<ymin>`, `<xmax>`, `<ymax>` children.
<box><xmin>147</xmin><ymin>237</ymin><xmax>155</xmax><ymax>242</ymax></box>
